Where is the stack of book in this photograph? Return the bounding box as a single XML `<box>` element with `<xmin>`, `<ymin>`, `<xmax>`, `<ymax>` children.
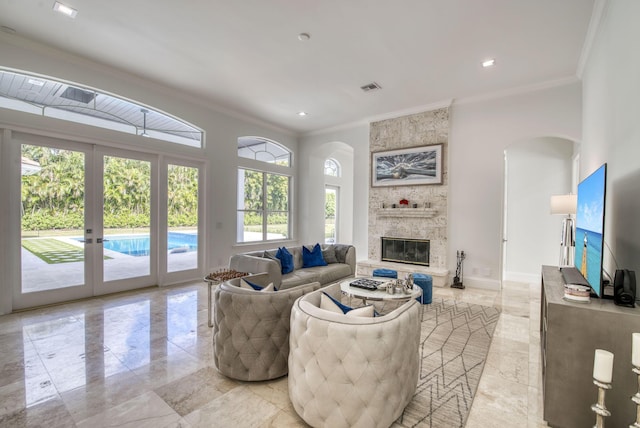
<box><xmin>563</xmin><ymin>283</ymin><xmax>591</xmax><ymax>303</ymax></box>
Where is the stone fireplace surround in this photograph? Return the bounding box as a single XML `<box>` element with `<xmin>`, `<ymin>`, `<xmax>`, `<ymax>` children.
<box><xmin>358</xmin><ymin>107</ymin><xmax>450</xmax><ymax>287</ymax></box>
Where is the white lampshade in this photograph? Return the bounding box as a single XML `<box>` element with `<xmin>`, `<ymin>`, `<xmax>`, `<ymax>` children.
<box><xmin>550</xmin><ymin>194</ymin><xmax>577</xmax><ymax>215</ymax></box>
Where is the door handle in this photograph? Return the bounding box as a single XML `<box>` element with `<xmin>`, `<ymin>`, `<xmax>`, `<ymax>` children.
<box><xmin>79</xmin><ymin>238</ymin><xmax>92</xmax><ymax>244</ymax></box>
<box><xmin>97</xmin><ymin>238</ymin><xmax>109</xmax><ymax>244</ymax></box>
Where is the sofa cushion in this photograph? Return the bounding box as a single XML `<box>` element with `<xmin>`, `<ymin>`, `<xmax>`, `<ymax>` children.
<box><xmin>321</xmin><ymin>246</ymin><xmax>338</xmax><ymax>264</ymax></box>
<box><xmin>263</xmin><ymin>250</ymin><xmax>281</xmax><ymax>267</ymax></box>
<box><xmin>280</xmin><ymin>269</ymin><xmax>321</xmax><ymax>289</ymax></box>
<box><xmin>276</xmin><ymin>247</ymin><xmax>294</xmax><ymax>274</ymax></box>
<box><xmin>303</xmin><ymin>243</ymin><xmax>327</xmax><ymax>268</ymax></box>
<box><xmin>291</xmin><ymin>247</ymin><xmax>304</xmax><ymax>270</ymax></box>
<box><xmin>333</xmin><ymin>244</ymin><xmax>351</xmax><ymax>263</ymax></box>
<box><xmin>312</xmin><ymin>263</ymin><xmax>352</xmax><ymax>285</ymax></box>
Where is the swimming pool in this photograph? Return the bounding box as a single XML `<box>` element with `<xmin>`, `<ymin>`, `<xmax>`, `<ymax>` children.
<box><xmin>76</xmin><ymin>232</ymin><xmax>197</xmax><ymax>257</ymax></box>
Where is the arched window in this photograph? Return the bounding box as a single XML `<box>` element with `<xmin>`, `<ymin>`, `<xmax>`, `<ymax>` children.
<box><xmin>324</xmin><ymin>158</ymin><xmax>340</xmax><ymax>177</ymax></box>
<box><xmin>238</xmin><ymin>136</ymin><xmax>291</xmax><ymax>167</ymax></box>
<box><xmin>237</xmin><ymin>137</ymin><xmax>292</xmax><ymax>243</ymax></box>
<box><xmin>0</xmin><ymin>68</ymin><xmax>203</xmax><ymax>147</ymax></box>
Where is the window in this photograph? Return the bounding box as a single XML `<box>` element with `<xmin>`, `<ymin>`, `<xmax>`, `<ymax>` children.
<box><xmin>237</xmin><ymin>136</ymin><xmax>292</xmax><ymax>243</ymax></box>
<box><xmin>324</xmin><ymin>158</ymin><xmax>340</xmax><ymax>177</ymax></box>
<box><xmin>325</xmin><ymin>186</ymin><xmax>338</xmax><ymax>244</ymax></box>
<box><xmin>0</xmin><ymin>68</ymin><xmax>203</xmax><ymax>147</ymax></box>
<box><xmin>238</xmin><ymin>136</ymin><xmax>290</xmax><ymax>166</ymax></box>
<box><xmin>237</xmin><ymin>169</ymin><xmax>290</xmax><ymax>242</ymax></box>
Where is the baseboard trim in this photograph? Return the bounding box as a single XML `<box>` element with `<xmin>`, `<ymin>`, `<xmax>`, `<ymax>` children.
<box><xmin>463</xmin><ymin>277</ymin><xmax>501</xmax><ymax>291</ymax></box>
<box><xmin>503</xmin><ymin>271</ymin><xmax>541</xmax><ymax>284</ymax></box>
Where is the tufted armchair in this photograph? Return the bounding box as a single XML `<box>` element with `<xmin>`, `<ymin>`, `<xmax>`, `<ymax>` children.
<box><xmin>212</xmin><ymin>273</ymin><xmax>322</xmax><ymax>381</ymax></box>
<box><xmin>288</xmin><ymin>283</ymin><xmax>421</xmax><ymax>428</ymax></box>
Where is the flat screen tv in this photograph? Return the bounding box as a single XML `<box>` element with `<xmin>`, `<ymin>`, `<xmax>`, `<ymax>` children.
<box><xmin>574</xmin><ymin>163</ymin><xmax>607</xmax><ymax>297</ymax></box>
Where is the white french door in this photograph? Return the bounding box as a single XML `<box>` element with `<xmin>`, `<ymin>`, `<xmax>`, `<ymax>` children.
<box><xmin>12</xmin><ymin>132</ymin><xmax>203</xmax><ymax>310</ymax></box>
<box><xmin>94</xmin><ymin>147</ymin><xmax>157</xmax><ymax>295</ymax></box>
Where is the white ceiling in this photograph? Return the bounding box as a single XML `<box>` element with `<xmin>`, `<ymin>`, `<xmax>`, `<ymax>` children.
<box><xmin>0</xmin><ymin>0</ymin><xmax>596</xmax><ymax>134</ymax></box>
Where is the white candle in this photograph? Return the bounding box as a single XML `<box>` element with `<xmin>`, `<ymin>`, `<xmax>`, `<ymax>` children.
<box><xmin>633</xmin><ymin>333</ymin><xmax>640</xmax><ymax>367</ymax></box>
<box><xmin>593</xmin><ymin>349</ymin><xmax>614</xmax><ymax>383</ymax></box>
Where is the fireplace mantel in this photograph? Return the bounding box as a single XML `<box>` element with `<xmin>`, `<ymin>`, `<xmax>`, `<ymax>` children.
<box><xmin>376</xmin><ymin>208</ymin><xmax>437</xmax><ymax>219</ymax></box>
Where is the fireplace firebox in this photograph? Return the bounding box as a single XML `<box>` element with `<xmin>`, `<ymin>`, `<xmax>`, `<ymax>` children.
<box><xmin>381</xmin><ymin>237</ymin><xmax>430</xmax><ymax>266</ymax></box>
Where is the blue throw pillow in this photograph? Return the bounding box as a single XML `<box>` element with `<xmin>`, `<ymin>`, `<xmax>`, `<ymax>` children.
<box><xmin>240</xmin><ymin>278</ymin><xmax>264</xmax><ymax>290</ymax></box>
<box><xmin>276</xmin><ymin>247</ymin><xmax>294</xmax><ymax>274</ymax></box>
<box><xmin>321</xmin><ymin>292</ymin><xmax>353</xmax><ymax>314</ymax></box>
<box><xmin>302</xmin><ymin>243</ymin><xmax>327</xmax><ymax>268</ymax></box>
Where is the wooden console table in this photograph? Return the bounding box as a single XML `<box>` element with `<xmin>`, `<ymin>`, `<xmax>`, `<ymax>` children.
<box><xmin>541</xmin><ymin>265</ymin><xmax>640</xmax><ymax>427</ymax></box>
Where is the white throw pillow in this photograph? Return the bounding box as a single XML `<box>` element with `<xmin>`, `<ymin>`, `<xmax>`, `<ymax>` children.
<box><xmin>320</xmin><ymin>293</ymin><xmax>344</xmax><ymax>313</ymax></box>
<box><xmin>346</xmin><ymin>305</ymin><xmax>375</xmax><ymax>318</ymax></box>
<box><xmin>261</xmin><ymin>283</ymin><xmax>275</xmax><ymax>292</ymax></box>
<box><xmin>239</xmin><ymin>278</ymin><xmax>256</xmax><ymax>290</ymax></box>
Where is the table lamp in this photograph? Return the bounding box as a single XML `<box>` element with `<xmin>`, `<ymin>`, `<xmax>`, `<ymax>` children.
<box><xmin>550</xmin><ymin>194</ymin><xmax>577</xmax><ymax>268</ymax></box>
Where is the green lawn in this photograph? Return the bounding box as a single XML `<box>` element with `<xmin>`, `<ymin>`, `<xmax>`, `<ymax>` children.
<box><xmin>22</xmin><ymin>238</ymin><xmax>111</xmax><ymax>264</ymax></box>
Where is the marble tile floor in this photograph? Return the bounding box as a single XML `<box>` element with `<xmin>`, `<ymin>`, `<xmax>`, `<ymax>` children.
<box><xmin>0</xmin><ymin>280</ymin><xmax>548</xmax><ymax>427</ymax></box>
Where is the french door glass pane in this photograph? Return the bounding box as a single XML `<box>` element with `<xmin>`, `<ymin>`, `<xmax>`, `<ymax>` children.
<box><xmin>103</xmin><ymin>155</ymin><xmax>151</xmax><ymax>282</ymax></box>
<box><xmin>167</xmin><ymin>164</ymin><xmax>198</xmax><ymax>272</ymax></box>
<box><xmin>21</xmin><ymin>144</ymin><xmax>85</xmax><ymax>292</ymax></box>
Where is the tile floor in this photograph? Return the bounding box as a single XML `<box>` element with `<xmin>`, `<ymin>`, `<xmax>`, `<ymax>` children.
<box><xmin>0</xmin><ymin>280</ymin><xmax>548</xmax><ymax>427</ymax></box>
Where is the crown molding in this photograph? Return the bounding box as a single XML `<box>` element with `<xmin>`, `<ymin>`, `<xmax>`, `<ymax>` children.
<box><xmin>576</xmin><ymin>0</ymin><xmax>610</xmax><ymax>79</ymax></box>
<box><xmin>302</xmin><ymin>99</ymin><xmax>453</xmax><ymax>138</ymax></box>
<box><xmin>452</xmin><ymin>76</ymin><xmax>580</xmax><ymax>106</ymax></box>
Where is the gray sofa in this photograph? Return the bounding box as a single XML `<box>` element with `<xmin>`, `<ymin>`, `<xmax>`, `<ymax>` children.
<box><xmin>228</xmin><ymin>244</ymin><xmax>356</xmax><ymax>289</ymax></box>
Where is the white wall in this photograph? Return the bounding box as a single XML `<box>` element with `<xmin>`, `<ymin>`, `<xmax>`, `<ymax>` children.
<box><xmin>504</xmin><ymin>137</ymin><xmax>574</xmax><ymax>282</ymax></box>
<box><xmin>580</xmin><ymin>0</ymin><xmax>640</xmax><ymax>277</ymax></box>
<box><xmin>298</xmin><ymin>125</ymin><xmax>369</xmax><ymax>259</ymax></box>
<box><xmin>448</xmin><ymin>83</ymin><xmax>582</xmax><ymax>289</ymax></box>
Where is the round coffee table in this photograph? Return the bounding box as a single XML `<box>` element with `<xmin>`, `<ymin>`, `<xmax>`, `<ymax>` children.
<box><xmin>340</xmin><ymin>277</ymin><xmax>422</xmax><ymax>306</ymax></box>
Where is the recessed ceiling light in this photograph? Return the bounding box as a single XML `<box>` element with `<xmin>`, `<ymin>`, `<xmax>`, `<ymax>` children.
<box><xmin>297</xmin><ymin>33</ymin><xmax>310</xmax><ymax>41</ymax></box>
<box><xmin>53</xmin><ymin>1</ymin><xmax>78</xmax><ymax>18</ymax></box>
<box><xmin>482</xmin><ymin>59</ymin><xmax>496</xmax><ymax>68</ymax></box>
<box><xmin>297</xmin><ymin>111</ymin><xmax>307</xmax><ymax>117</ymax></box>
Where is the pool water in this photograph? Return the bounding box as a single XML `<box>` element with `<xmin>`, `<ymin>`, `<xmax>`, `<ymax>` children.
<box><xmin>76</xmin><ymin>233</ymin><xmax>197</xmax><ymax>257</ymax></box>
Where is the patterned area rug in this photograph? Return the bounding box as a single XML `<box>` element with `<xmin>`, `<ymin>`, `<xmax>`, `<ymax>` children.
<box><xmin>400</xmin><ymin>298</ymin><xmax>501</xmax><ymax>428</ymax></box>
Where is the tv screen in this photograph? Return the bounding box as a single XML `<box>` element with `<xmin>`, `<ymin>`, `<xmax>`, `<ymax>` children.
<box><xmin>574</xmin><ymin>163</ymin><xmax>607</xmax><ymax>297</ymax></box>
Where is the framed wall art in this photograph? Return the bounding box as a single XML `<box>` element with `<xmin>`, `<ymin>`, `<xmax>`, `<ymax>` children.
<box><xmin>371</xmin><ymin>144</ymin><xmax>442</xmax><ymax>187</ymax></box>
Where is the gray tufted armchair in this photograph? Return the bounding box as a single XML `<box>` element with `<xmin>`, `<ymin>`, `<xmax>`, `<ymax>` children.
<box><xmin>212</xmin><ymin>273</ymin><xmax>322</xmax><ymax>381</ymax></box>
<box><xmin>288</xmin><ymin>283</ymin><xmax>421</xmax><ymax>428</ymax></box>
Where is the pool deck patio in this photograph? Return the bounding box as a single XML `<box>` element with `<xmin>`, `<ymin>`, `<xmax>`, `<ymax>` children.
<box><xmin>21</xmin><ymin>237</ymin><xmax>199</xmax><ymax>293</ymax></box>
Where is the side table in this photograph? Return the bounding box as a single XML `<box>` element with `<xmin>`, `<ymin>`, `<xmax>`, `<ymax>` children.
<box><xmin>204</xmin><ymin>269</ymin><xmax>249</xmax><ymax>328</ymax></box>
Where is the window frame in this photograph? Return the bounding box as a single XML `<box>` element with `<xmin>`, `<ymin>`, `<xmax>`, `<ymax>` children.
<box><xmin>324</xmin><ymin>158</ymin><xmax>341</xmax><ymax>177</ymax></box>
<box><xmin>236</xmin><ymin>137</ymin><xmax>293</xmax><ymax>244</ymax></box>
<box><xmin>236</xmin><ymin>167</ymin><xmax>291</xmax><ymax>243</ymax></box>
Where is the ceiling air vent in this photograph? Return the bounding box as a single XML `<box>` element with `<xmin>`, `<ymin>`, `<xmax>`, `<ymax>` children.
<box><xmin>360</xmin><ymin>82</ymin><xmax>382</xmax><ymax>92</ymax></box>
<box><xmin>60</xmin><ymin>86</ymin><xmax>97</xmax><ymax>104</ymax></box>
